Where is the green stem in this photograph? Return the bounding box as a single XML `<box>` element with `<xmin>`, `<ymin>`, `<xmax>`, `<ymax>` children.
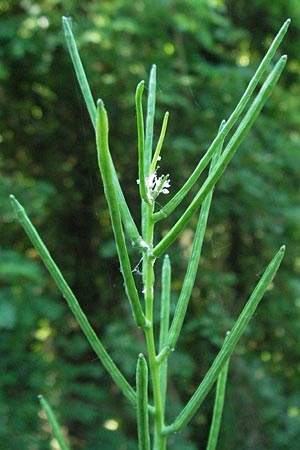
<box><xmin>142</xmin><ymin>202</ymin><xmax>166</xmax><ymax>450</ymax></box>
<box><xmin>10</xmin><ymin>195</ymin><xmax>136</xmax><ymax>406</ymax></box>
<box><xmin>38</xmin><ymin>395</ymin><xmax>70</xmax><ymax>450</ymax></box>
<box><xmin>139</xmin><ymin>67</ymin><xmax>166</xmax><ymax>445</ymax></box>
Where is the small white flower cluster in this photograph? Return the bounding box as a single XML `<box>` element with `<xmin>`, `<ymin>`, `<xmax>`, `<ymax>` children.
<box><xmin>146</xmin><ymin>172</ymin><xmax>171</xmax><ymax>196</ymax></box>
<box><xmin>137</xmin><ymin>170</ymin><xmax>171</xmax><ymax>202</ymax></box>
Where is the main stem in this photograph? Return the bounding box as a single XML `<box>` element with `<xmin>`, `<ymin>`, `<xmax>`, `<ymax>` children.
<box><xmin>143</xmin><ymin>201</ymin><xmax>166</xmax><ymax>450</ymax></box>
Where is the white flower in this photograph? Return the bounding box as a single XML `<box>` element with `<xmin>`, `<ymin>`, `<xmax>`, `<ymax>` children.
<box><xmin>137</xmin><ymin>157</ymin><xmax>171</xmax><ymax>202</ymax></box>
<box><xmin>144</xmin><ymin>171</ymin><xmax>171</xmax><ymax>201</ymax></box>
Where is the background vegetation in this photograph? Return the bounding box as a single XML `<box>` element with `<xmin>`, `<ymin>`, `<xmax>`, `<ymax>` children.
<box><xmin>1</xmin><ymin>1</ymin><xmax>300</xmax><ymax>449</ymax></box>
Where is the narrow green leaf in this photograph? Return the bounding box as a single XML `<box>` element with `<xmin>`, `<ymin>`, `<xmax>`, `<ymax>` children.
<box><xmin>96</xmin><ymin>100</ymin><xmax>149</xmax><ymax>329</ymax></box>
<box><xmin>158</xmin><ymin>255</ymin><xmax>171</xmax><ymax>410</ymax></box>
<box><xmin>163</xmin><ymin>245</ymin><xmax>285</xmax><ymax>434</ymax></box>
<box><xmin>10</xmin><ymin>195</ymin><xmax>136</xmax><ymax>406</ymax></box>
<box><xmin>38</xmin><ymin>395</ymin><xmax>70</xmax><ymax>450</ymax></box>
<box><xmin>153</xmin><ymin>55</ymin><xmax>287</xmax><ymax>258</ymax></box>
<box><xmin>62</xmin><ymin>16</ymin><xmax>144</xmax><ymax>251</ymax></box>
<box><xmin>136</xmin><ymin>80</ymin><xmax>149</xmax><ymax>204</ymax></box>
<box><xmin>206</xmin><ymin>334</ymin><xmax>230</xmax><ymax>450</ymax></box>
<box><xmin>158</xmin><ymin>121</ymin><xmax>225</xmax><ymax>361</ymax></box>
<box><xmin>144</xmin><ymin>64</ymin><xmax>157</xmax><ymax>174</ymax></box>
<box><xmin>136</xmin><ymin>354</ymin><xmax>151</xmax><ymax>450</ymax></box>
<box><xmin>153</xmin><ymin>18</ymin><xmax>291</xmax><ymax>222</ymax></box>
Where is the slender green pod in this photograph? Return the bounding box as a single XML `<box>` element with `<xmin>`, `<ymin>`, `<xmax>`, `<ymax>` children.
<box><xmin>150</xmin><ymin>111</ymin><xmax>169</xmax><ymax>175</ymax></box>
<box><xmin>62</xmin><ymin>16</ymin><xmax>96</xmax><ymax>127</ymax></box>
<box><xmin>136</xmin><ymin>354</ymin><xmax>151</xmax><ymax>450</ymax></box>
<box><xmin>141</xmin><ymin>64</ymin><xmax>157</xmax><ymax>240</ymax></box>
<box><xmin>10</xmin><ymin>195</ymin><xmax>136</xmax><ymax>406</ymax></box>
<box><xmin>206</xmin><ymin>334</ymin><xmax>230</xmax><ymax>450</ymax></box>
<box><xmin>153</xmin><ymin>55</ymin><xmax>287</xmax><ymax>258</ymax></box>
<box><xmin>163</xmin><ymin>245</ymin><xmax>285</xmax><ymax>434</ymax></box>
<box><xmin>144</xmin><ymin>64</ymin><xmax>157</xmax><ymax>174</ymax></box>
<box><xmin>96</xmin><ymin>100</ymin><xmax>149</xmax><ymax>329</ymax></box>
<box><xmin>136</xmin><ymin>80</ymin><xmax>149</xmax><ymax>204</ymax></box>
<box><xmin>38</xmin><ymin>395</ymin><xmax>70</xmax><ymax>450</ymax></box>
<box><xmin>62</xmin><ymin>16</ymin><xmax>145</xmax><ymax>250</ymax></box>
<box><xmin>153</xmin><ymin>18</ymin><xmax>291</xmax><ymax>222</ymax></box>
<box><xmin>158</xmin><ymin>254</ymin><xmax>171</xmax><ymax>410</ymax></box>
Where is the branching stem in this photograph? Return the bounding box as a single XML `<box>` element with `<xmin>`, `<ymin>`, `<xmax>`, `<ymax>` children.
<box><xmin>143</xmin><ymin>202</ymin><xmax>166</xmax><ymax>450</ymax></box>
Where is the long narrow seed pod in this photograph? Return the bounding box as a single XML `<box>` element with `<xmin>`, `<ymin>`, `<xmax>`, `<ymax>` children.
<box><xmin>141</xmin><ymin>65</ymin><xmax>157</xmax><ymax>241</ymax></box>
<box><xmin>153</xmin><ymin>55</ymin><xmax>287</xmax><ymax>258</ymax></box>
<box><xmin>136</xmin><ymin>354</ymin><xmax>151</xmax><ymax>450</ymax></box>
<box><xmin>163</xmin><ymin>245</ymin><xmax>285</xmax><ymax>434</ymax></box>
<box><xmin>144</xmin><ymin>64</ymin><xmax>157</xmax><ymax>174</ymax></box>
<box><xmin>158</xmin><ymin>254</ymin><xmax>171</xmax><ymax>410</ymax></box>
<box><xmin>62</xmin><ymin>16</ymin><xmax>145</xmax><ymax>250</ymax></box>
<box><xmin>153</xmin><ymin>18</ymin><xmax>291</xmax><ymax>223</ymax></box>
<box><xmin>136</xmin><ymin>80</ymin><xmax>149</xmax><ymax>204</ymax></box>
<box><xmin>10</xmin><ymin>195</ymin><xmax>136</xmax><ymax>406</ymax></box>
<box><xmin>206</xmin><ymin>333</ymin><xmax>230</xmax><ymax>450</ymax></box>
<box><xmin>96</xmin><ymin>100</ymin><xmax>149</xmax><ymax>329</ymax></box>
<box><xmin>150</xmin><ymin>111</ymin><xmax>169</xmax><ymax>175</ymax></box>
<box><xmin>62</xmin><ymin>16</ymin><xmax>96</xmax><ymax>128</ymax></box>
<box><xmin>38</xmin><ymin>395</ymin><xmax>70</xmax><ymax>450</ymax></box>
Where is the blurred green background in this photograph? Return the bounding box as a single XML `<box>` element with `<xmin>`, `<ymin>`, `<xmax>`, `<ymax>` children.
<box><xmin>1</xmin><ymin>1</ymin><xmax>300</xmax><ymax>449</ymax></box>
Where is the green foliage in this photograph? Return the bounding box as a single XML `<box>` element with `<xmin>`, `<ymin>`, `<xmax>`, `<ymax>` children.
<box><xmin>1</xmin><ymin>1</ymin><xmax>300</xmax><ymax>449</ymax></box>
